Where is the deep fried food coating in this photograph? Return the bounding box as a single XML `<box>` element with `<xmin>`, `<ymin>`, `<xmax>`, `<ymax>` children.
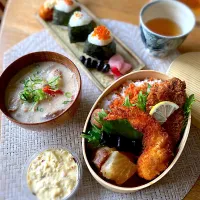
<box><xmin>162</xmin><ymin>109</ymin><xmax>185</xmax><ymax>146</ymax></box>
<box><xmin>146</xmin><ymin>78</ymin><xmax>186</xmax><ymax>112</ymax></box>
<box><xmin>105</xmin><ymin>106</ymin><xmax>173</xmax><ymax>180</ymax></box>
<box><xmin>109</xmin><ymin>82</ymin><xmax>149</xmax><ymax>110</ymax></box>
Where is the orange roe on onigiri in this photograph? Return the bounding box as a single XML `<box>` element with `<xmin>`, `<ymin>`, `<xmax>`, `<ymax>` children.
<box><xmin>92</xmin><ymin>25</ymin><xmax>111</xmax><ymax>40</ymax></box>
<box><xmin>64</xmin><ymin>0</ymin><xmax>73</xmax><ymax>5</ymax></box>
<box><xmin>74</xmin><ymin>11</ymin><xmax>83</xmax><ymax>18</ymax></box>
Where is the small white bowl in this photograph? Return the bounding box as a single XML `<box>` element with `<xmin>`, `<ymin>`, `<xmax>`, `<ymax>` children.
<box><xmin>22</xmin><ymin>145</ymin><xmax>82</xmax><ymax>199</ymax></box>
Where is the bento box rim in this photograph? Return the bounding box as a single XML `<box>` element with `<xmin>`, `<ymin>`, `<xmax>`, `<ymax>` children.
<box><xmin>82</xmin><ymin>70</ymin><xmax>191</xmax><ymax>192</ymax></box>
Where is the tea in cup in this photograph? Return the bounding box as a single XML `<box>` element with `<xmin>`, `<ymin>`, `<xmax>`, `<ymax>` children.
<box><xmin>140</xmin><ymin>0</ymin><xmax>195</xmax><ymax>57</ymax></box>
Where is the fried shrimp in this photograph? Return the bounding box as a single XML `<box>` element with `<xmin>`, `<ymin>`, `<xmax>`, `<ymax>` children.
<box><xmin>146</xmin><ymin>77</ymin><xmax>186</xmax><ymax>112</ymax></box>
<box><xmin>105</xmin><ymin>106</ymin><xmax>173</xmax><ymax>180</ymax></box>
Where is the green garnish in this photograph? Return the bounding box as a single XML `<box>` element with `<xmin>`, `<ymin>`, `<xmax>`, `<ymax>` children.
<box><xmin>81</xmin><ymin>125</ymin><xmax>101</xmax><ymax>147</ymax></box>
<box><xmin>147</xmin><ymin>83</ymin><xmax>151</xmax><ymax>93</ymax></box>
<box><xmin>182</xmin><ymin>94</ymin><xmax>195</xmax><ymax>132</ymax></box>
<box><xmin>98</xmin><ymin>109</ymin><xmax>143</xmax><ymax>140</ymax></box>
<box><xmin>48</xmin><ymin>76</ymin><xmax>60</xmax><ymax>90</ymax></box>
<box><xmin>184</xmin><ymin>94</ymin><xmax>195</xmax><ymax>115</ymax></box>
<box><xmin>63</xmin><ymin>100</ymin><xmax>71</xmax><ymax>104</ymax></box>
<box><xmin>123</xmin><ymin>95</ymin><xmax>134</xmax><ymax>107</ymax></box>
<box><xmin>98</xmin><ymin>109</ymin><xmax>107</xmax><ymax>121</ymax></box>
<box><xmin>82</xmin><ymin>109</ymin><xmax>143</xmax><ymax>147</ymax></box>
<box><xmin>36</xmin><ymin>107</ymin><xmax>44</xmax><ymax>112</ymax></box>
<box><xmin>135</xmin><ymin>91</ymin><xmax>148</xmax><ymax>111</ymax></box>
<box><xmin>135</xmin><ymin>84</ymin><xmax>151</xmax><ymax>111</ymax></box>
<box><xmin>123</xmin><ymin>84</ymin><xmax>151</xmax><ymax>111</ymax></box>
<box><xmin>32</xmin><ymin>70</ymin><xmax>41</xmax><ymax>77</ymax></box>
<box><xmin>102</xmin><ymin>119</ymin><xmax>143</xmax><ymax>140</ymax></box>
<box><xmin>65</xmin><ymin>92</ymin><xmax>72</xmax><ymax>98</ymax></box>
<box><xmin>63</xmin><ymin>92</ymin><xmax>72</xmax><ymax>105</ymax></box>
<box><xmin>19</xmin><ymin>77</ymin><xmax>47</xmax><ymax>103</ymax></box>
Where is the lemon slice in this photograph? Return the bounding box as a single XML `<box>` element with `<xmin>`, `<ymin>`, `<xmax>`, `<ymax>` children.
<box><xmin>149</xmin><ymin>101</ymin><xmax>179</xmax><ymax>124</ymax></box>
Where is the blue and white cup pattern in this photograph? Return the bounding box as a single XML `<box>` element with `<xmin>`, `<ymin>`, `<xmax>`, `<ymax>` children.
<box><xmin>140</xmin><ymin>0</ymin><xmax>195</xmax><ymax>57</ymax></box>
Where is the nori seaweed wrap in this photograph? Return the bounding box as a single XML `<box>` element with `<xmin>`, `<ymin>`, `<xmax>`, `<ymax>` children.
<box><xmin>84</xmin><ymin>40</ymin><xmax>116</xmax><ymax>60</ymax></box>
<box><xmin>68</xmin><ymin>21</ymin><xmax>96</xmax><ymax>43</ymax></box>
<box><xmin>53</xmin><ymin>7</ymin><xmax>80</xmax><ymax>26</ymax></box>
<box><xmin>52</xmin><ymin>0</ymin><xmax>80</xmax><ymax>26</ymax></box>
<box><xmin>83</xmin><ymin>25</ymin><xmax>116</xmax><ymax>60</ymax></box>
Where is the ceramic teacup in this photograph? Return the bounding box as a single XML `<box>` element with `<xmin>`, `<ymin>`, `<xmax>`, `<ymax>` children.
<box><xmin>140</xmin><ymin>0</ymin><xmax>195</xmax><ymax>57</ymax></box>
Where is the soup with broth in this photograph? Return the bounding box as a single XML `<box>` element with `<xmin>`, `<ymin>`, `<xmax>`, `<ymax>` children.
<box><xmin>5</xmin><ymin>62</ymin><xmax>78</xmax><ymax>123</ymax></box>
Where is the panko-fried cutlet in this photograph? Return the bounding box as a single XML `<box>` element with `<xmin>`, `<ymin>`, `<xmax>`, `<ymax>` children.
<box><xmin>146</xmin><ymin>77</ymin><xmax>186</xmax><ymax>112</ymax></box>
<box><xmin>146</xmin><ymin>77</ymin><xmax>186</xmax><ymax>147</ymax></box>
<box><xmin>105</xmin><ymin>106</ymin><xmax>173</xmax><ymax>181</ymax></box>
<box><xmin>162</xmin><ymin>109</ymin><xmax>185</xmax><ymax>147</ymax></box>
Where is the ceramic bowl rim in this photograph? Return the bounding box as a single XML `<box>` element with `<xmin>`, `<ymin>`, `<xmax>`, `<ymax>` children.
<box><xmin>0</xmin><ymin>51</ymin><xmax>82</xmax><ymax>126</ymax></box>
<box><xmin>82</xmin><ymin>70</ymin><xmax>191</xmax><ymax>192</ymax></box>
<box><xmin>21</xmin><ymin>144</ymin><xmax>82</xmax><ymax>200</ymax></box>
<box><xmin>140</xmin><ymin>0</ymin><xmax>196</xmax><ymax>39</ymax></box>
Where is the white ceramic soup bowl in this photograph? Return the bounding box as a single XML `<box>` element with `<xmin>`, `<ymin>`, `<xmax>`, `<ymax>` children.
<box><xmin>140</xmin><ymin>0</ymin><xmax>195</xmax><ymax>57</ymax></box>
<box><xmin>82</xmin><ymin>70</ymin><xmax>191</xmax><ymax>193</ymax></box>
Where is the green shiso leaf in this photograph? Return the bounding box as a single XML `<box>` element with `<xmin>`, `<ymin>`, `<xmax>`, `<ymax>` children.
<box><xmin>98</xmin><ymin>109</ymin><xmax>143</xmax><ymax>140</ymax></box>
<box><xmin>102</xmin><ymin>119</ymin><xmax>143</xmax><ymax>140</ymax></box>
<box><xmin>183</xmin><ymin>94</ymin><xmax>195</xmax><ymax>116</ymax></box>
<box><xmin>81</xmin><ymin>125</ymin><xmax>101</xmax><ymax>147</ymax></box>
<box><xmin>182</xmin><ymin>94</ymin><xmax>195</xmax><ymax>132</ymax></box>
<box><xmin>82</xmin><ymin>109</ymin><xmax>143</xmax><ymax>146</ymax></box>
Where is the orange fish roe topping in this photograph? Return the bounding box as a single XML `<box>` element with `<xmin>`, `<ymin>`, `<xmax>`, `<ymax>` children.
<box><xmin>92</xmin><ymin>25</ymin><xmax>111</xmax><ymax>40</ymax></box>
<box><xmin>64</xmin><ymin>0</ymin><xmax>73</xmax><ymax>5</ymax></box>
<box><xmin>109</xmin><ymin>82</ymin><xmax>150</xmax><ymax>110</ymax></box>
<box><xmin>125</xmin><ymin>83</ymin><xmax>148</xmax><ymax>103</ymax></box>
<box><xmin>74</xmin><ymin>11</ymin><xmax>83</xmax><ymax>18</ymax></box>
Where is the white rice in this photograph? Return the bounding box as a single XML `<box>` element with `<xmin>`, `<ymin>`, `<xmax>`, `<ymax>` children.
<box><xmin>99</xmin><ymin>79</ymin><xmax>162</xmax><ymax>110</ymax></box>
<box><xmin>88</xmin><ymin>30</ymin><xmax>113</xmax><ymax>46</ymax></box>
<box><xmin>55</xmin><ymin>0</ymin><xmax>78</xmax><ymax>13</ymax></box>
<box><xmin>69</xmin><ymin>11</ymin><xmax>92</xmax><ymax>27</ymax></box>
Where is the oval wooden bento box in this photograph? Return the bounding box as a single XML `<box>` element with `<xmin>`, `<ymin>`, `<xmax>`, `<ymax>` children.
<box><xmin>82</xmin><ymin>70</ymin><xmax>191</xmax><ymax>193</ymax></box>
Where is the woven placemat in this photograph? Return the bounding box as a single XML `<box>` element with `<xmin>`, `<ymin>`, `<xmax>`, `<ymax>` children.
<box><xmin>0</xmin><ymin>19</ymin><xmax>200</xmax><ymax>200</ymax></box>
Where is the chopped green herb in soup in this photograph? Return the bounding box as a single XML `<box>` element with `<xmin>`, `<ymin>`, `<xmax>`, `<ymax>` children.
<box><xmin>5</xmin><ymin>62</ymin><xmax>78</xmax><ymax>123</ymax></box>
